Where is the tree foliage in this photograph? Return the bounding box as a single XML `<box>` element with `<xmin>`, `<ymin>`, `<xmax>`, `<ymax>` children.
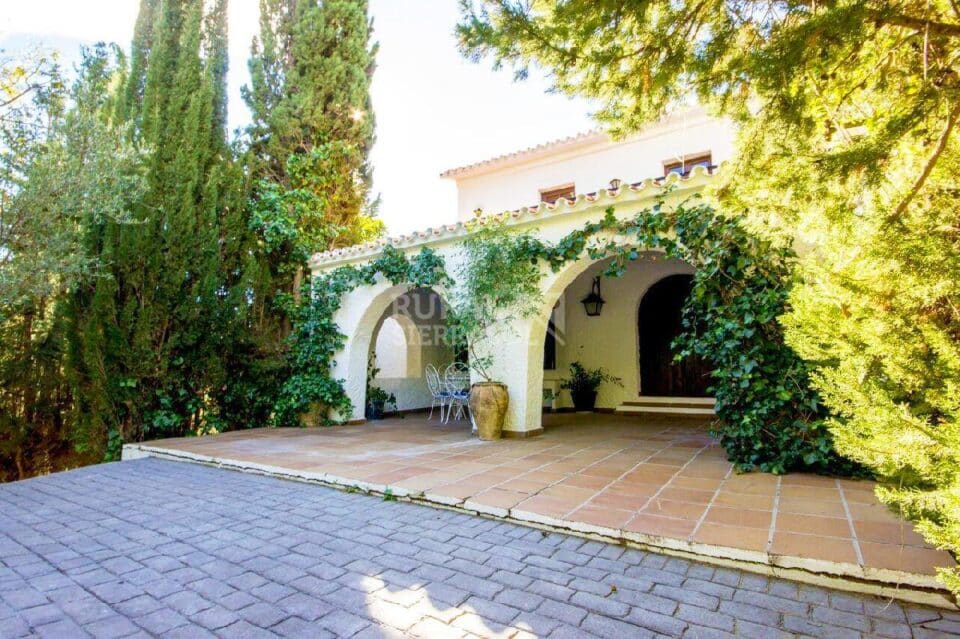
<box><xmin>246</xmin><ymin>0</ymin><xmax>382</xmax><ymax>259</ymax></box>
<box><xmin>458</xmin><ymin>0</ymin><xmax>960</xmax><ymax>591</ymax></box>
<box><xmin>0</xmin><ymin>46</ymin><xmax>142</xmax><ymax>480</ymax></box>
<box><xmin>66</xmin><ymin>0</ymin><xmax>237</xmax><ymax>456</ymax></box>
<box><xmin>1</xmin><ymin>0</ymin><xmax>384</xmax><ymax>480</ymax></box>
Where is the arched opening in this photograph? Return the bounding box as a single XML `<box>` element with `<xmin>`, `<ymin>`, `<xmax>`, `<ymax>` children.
<box><xmin>531</xmin><ymin>253</ymin><xmax>697</xmax><ymax>415</ymax></box>
<box><xmin>638</xmin><ymin>274</ymin><xmax>711</xmax><ymax>397</ymax></box>
<box><xmin>366</xmin><ymin>287</ymin><xmax>465</xmax><ymax>416</ymax></box>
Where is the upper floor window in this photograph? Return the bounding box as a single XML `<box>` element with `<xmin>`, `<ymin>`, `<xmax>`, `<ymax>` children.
<box><xmin>663</xmin><ymin>153</ymin><xmax>712</xmax><ymax>177</ymax></box>
<box><xmin>540</xmin><ymin>183</ymin><xmax>575</xmax><ymax>204</ymax></box>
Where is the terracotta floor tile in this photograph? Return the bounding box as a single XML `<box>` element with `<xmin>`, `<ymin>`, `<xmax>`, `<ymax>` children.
<box><xmin>770</xmin><ymin>532</ymin><xmax>858</xmax><ymax>564</ymax></box>
<box><xmin>430</xmin><ymin>481</ymin><xmax>483</xmax><ymax>500</ymax></box>
<box><xmin>853</xmin><ymin>520</ymin><xmax>928</xmax><ymax>547</ymax></box>
<box><xmin>779</xmin><ymin>485</ymin><xmax>841</xmax><ymax>501</ymax></box>
<box><xmin>393</xmin><ymin>474</ymin><xmax>449</xmax><ymax>491</ymax></box>
<box><xmin>588</xmin><ymin>491</ymin><xmax>651</xmax><ymax>511</ymax></box>
<box><xmin>678</xmin><ymin>464</ymin><xmax>731</xmax><ymax>479</ymax></box>
<box><xmin>859</xmin><ymin>542</ymin><xmax>956</xmax><ymax>573</ymax></box>
<box><xmin>566</xmin><ymin>505</ymin><xmax>634</xmax><ymax>530</ymax></box>
<box><xmin>703</xmin><ymin>506</ymin><xmax>772</xmax><ymax>529</ymax></box>
<box><xmin>142</xmin><ymin>412</ymin><xmax>945</xmax><ymax>579</ymax></box>
<box><xmin>624</xmin><ymin>513</ymin><xmax>697</xmax><ymax>539</ymax></box>
<box><xmin>847</xmin><ymin>502</ymin><xmax>904</xmax><ymax>523</ymax></box>
<box><xmin>780</xmin><ymin>474</ymin><xmax>841</xmax><ymax>488</ymax></box>
<box><xmin>467</xmin><ymin>488</ymin><xmax>528</xmax><ymax>510</ymax></box>
<box><xmin>776</xmin><ymin>513</ymin><xmax>852</xmax><ymax>538</ymax></box>
<box><xmin>602</xmin><ymin>483</ymin><xmax>661</xmax><ymax>501</ymax></box>
<box><xmin>644</xmin><ymin>454</ymin><xmax>688</xmax><ymax>467</ymax></box>
<box><xmin>539</xmin><ymin>485</ymin><xmax>597</xmax><ymax>503</ymax></box>
<box><xmin>514</xmin><ymin>494</ymin><xmax>576</xmax><ymax>518</ymax></box>
<box><xmin>711</xmin><ymin>491</ymin><xmax>776</xmax><ymax>510</ymax></box>
<box><xmin>719</xmin><ymin>473</ymin><xmax>778</xmax><ymax>496</ymax></box>
<box><xmin>657</xmin><ymin>487</ymin><xmax>715</xmax><ymax>504</ymax></box>
<box><xmin>495</xmin><ymin>477</ymin><xmax>551</xmax><ymax>494</ymax></box>
<box><xmin>365</xmin><ymin>467</ymin><xmax>432</xmax><ymax>484</ymax></box>
<box><xmin>643</xmin><ymin>498</ymin><xmax>708</xmax><ymax>520</ymax></box>
<box><xmin>777</xmin><ymin>496</ymin><xmax>848</xmax><ymax>518</ymax></box>
<box><xmin>581</xmin><ymin>465</ymin><xmax>629</xmax><ymax>479</ymax></box>
<box><xmin>519</xmin><ymin>471</ymin><xmax>567</xmax><ymax>485</ymax></box>
<box><xmin>841</xmin><ymin>487</ymin><xmax>881</xmax><ymax>504</ymax></box>
<box><xmin>557</xmin><ymin>474</ymin><xmax>612</xmax><ymax>491</ymax></box>
<box><xmin>667</xmin><ymin>476</ymin><xmax>722</xmax><ymax>492</ymax></box>
<box><xmin>623</xmin><ymin>465</ymin><xmax>678</xmax><ymax>481</ymax></box>
<box><xmin>693</xmin><ymin>523</ymin><xmax>769</xmax><ymax>551</ymax></box>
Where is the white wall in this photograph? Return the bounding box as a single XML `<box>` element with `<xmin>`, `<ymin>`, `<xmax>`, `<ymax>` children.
<box><xmin>452</xmin><ymin>110</ymin><xmax>735</xmax><ymax>221</ymax></box>
<box><xmin>543</xmin><ymin>256</ymin><xmax>694</xmax><ymax>410</ymax></box>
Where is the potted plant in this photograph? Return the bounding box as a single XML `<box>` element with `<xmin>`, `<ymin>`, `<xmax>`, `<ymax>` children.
<box><xmin>448</xmin><ymin>220</ymin><xmax>543</xmax><ymax>440</ymax></box>
<box><xmin>560</xmin><ymin>361</ymin><xmax>622</xmax><ymax>411</ymax></box>
<box><xmin>366</xmin><ymin>386</ymin><xmax>397</xmax><ymax>420</ymax></box>
<box><xmin>365</xmin><ymin>355</ymin><xmax>396</xmax><ymax>420</ymax></box>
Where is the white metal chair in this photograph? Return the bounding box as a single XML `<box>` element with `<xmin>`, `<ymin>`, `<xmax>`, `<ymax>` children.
<box><xmin>425</xmin><ymin>364</ymin><xmax>450</xmax><ymax>421</ymax></box>
<box><xmin>442</xmin><ymin>362</ymin><xmax>471</xmax><ymax>424</ymax></box>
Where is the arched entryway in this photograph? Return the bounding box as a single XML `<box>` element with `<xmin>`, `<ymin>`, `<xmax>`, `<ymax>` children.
<box><xmin>368</xmin><ymin>287</ymin><xmax>457</xmax><ymax>414</ymax></box>
<box><xmin>638</xmin><ymin>274</ymin><xmax>711</xmax><ymax>397</ymax></box>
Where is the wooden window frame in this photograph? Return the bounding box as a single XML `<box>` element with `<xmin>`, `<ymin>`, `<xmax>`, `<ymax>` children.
<box><xmin>539</xmin><ymin>183</ymin><xmax>576</xmax><ymax>204</ymax></box>
<box><xmin>663</xmin><ymin>152</ymin><xmax>712</xmax><ymax>177</ymax></box>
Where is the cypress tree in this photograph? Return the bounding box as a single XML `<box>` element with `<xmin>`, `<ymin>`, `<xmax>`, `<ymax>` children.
<box><xmin>245</xmin><ymin>0</ymin><xmax>382</xmax><ymax>300</ymax></box>
<box><xmin>68</xmin><ymin>0</ymin><xmax>234</xmax><ymax>454</ymax></box>
<box><xmin>235</xmin><ymin>0</ymin><xmax>384</xmax><ymax>423</ymax></box>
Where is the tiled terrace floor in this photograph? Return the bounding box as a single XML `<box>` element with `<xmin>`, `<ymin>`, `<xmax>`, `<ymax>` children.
<box><xmin>128</xmin><ymin>413</ymin><xmax>956</xmax><ymax>599</ymax></box>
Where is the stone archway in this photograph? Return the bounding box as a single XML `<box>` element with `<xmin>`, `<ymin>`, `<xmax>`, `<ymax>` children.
<box><xmin>332</xmin><ymin>282</ymin><xmax>453</xmax><ymax>422</ymax></box>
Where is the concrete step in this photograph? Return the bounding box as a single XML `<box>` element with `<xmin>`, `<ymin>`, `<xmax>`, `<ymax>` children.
<box><xmin>616</xmin><ymin>396</ymin><xmax>716</xmax><ymax>416</ymax></box>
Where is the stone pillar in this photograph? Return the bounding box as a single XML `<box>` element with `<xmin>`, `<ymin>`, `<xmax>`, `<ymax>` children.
<box><xmin>474</xmin><ymin>317</ymin><xmax>545</xmax><ymax>436</ymax></box>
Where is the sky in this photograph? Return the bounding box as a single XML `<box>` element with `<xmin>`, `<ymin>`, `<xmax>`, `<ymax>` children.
<box><xmin>2</xmin><ymin>0</ymin><xmax>597</xmax><ymax>236</ymax></box>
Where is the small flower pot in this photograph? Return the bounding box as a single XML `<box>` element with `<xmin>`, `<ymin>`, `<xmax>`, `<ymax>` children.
<box><xmin>469</xmin><ymin>382</ymin><xmax>509</xmax><ymax>440</ymax></box>
<box><xmin>571</xmin><ymin>390</ymin><xmax>598</xmax><ymax>412</ymax></box>
<box><xmin>365</xmin><ymin>401</ymin><xmax>385</xmax><ymax>420</ymax></box>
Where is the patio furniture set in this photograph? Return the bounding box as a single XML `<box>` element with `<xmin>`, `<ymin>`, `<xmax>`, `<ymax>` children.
<box><xmin>425</xmin><ymin>362</ymin><xmax>471</xmax><ymax>425</ymax></box>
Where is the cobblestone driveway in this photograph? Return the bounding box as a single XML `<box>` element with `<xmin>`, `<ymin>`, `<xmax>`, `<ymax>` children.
<box><xmin>0</xmin><ymin>459</ymin><xmax>957</xmax><ymax>638</ymax></box>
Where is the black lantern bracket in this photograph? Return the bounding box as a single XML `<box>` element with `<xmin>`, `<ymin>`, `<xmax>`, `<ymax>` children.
<box><xmin>581</xmin><ymin>276</ymin><xmax>606</xmax><ymax>317</ymax></box>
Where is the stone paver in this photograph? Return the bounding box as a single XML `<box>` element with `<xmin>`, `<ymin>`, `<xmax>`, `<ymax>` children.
<box><xmin>0</xmin><ymin>458</ymin><xmax>957</xmax><ymax>638</ymax></box>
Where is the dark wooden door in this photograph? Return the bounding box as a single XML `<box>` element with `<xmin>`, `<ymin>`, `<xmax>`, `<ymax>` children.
<box><xmin>638</xmin><ymin>274</ymin><xmax>711</xmax><ymax>397</ymax></box>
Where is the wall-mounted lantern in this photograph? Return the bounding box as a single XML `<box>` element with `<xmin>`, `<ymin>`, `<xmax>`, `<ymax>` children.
<box><xmin>581</xmin><ymin>277</ymin><xmax>606</xmax><ymax>317</ymax></box>
<box><xmin>608</xmin><ymin>178</ymin><xmax>622</xmax><ymax>191</ymax></box>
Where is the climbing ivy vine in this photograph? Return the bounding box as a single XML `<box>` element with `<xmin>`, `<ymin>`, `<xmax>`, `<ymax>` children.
<box><xmin>519</xmin><ymin>195</ymin><xmax>860</xmax><ymax>475</ymax></box>
<box><xmin>273</xmin><ymin>246</ymin><xmax>450</xmax><ymax>427</ymax></box>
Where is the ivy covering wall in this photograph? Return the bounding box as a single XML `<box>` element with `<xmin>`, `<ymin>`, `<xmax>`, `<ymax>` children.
<box><xmin>275</xmin><ymin>247</ymin><xmax>450</xmax><ymax>426</ymax></box>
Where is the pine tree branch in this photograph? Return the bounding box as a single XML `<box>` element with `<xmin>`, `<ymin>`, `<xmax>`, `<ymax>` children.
<box><xmin>872</xmin><ymin>11</ymin><xmax>960</xmax><ymax>37</ymax></box>
<box><xmin>890</xmin><ymin>99</ymin><xmax>960</xmax><ymax>220</ymax></box>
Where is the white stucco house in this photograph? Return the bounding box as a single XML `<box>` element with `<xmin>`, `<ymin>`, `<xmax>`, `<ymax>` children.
<box><xmin>308</xmin><ymin>106</ymin><xmax>737</xmax><ymax>437</ymax></box>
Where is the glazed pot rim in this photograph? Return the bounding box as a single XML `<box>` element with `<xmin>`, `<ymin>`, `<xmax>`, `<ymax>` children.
<box><xmin>471</xmin><ymin>381</ymin><xmax>507</xmax><ymax>388</ymax></box>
